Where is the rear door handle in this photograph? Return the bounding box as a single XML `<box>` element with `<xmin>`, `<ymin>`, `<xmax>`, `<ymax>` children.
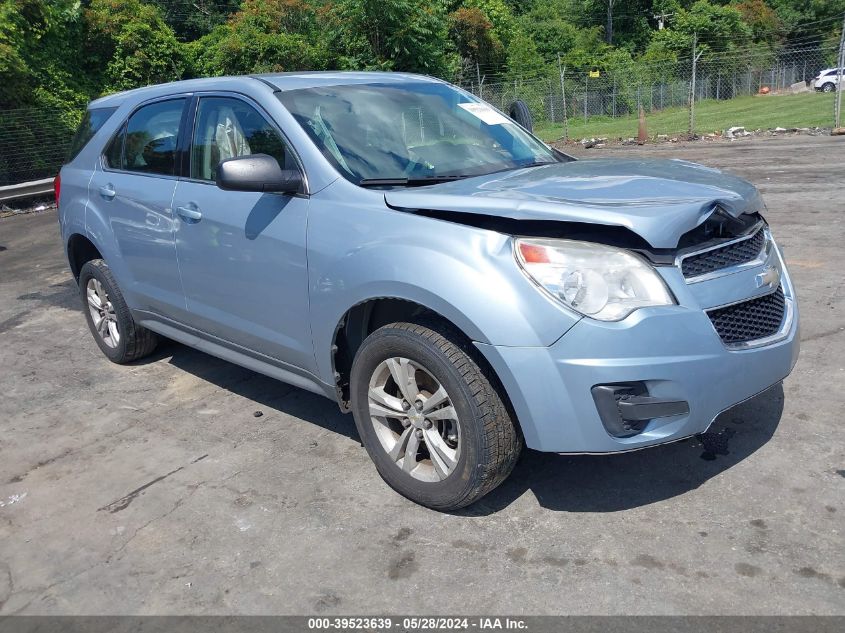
<box><xmin>99</xmin><ymin>184</ymin><xmax>116</xmax><ymax>200</ymax></box>
<box><xmin>175</xmin><ymin>205</ymin><xmax>202</xmax><ymax>223</ymax></box>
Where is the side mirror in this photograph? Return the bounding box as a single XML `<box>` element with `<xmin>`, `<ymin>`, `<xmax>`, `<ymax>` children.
<box><xmin>216</xmin><ymin>154</ymin><xmax>303</xmax><ymax>194</ymax></box>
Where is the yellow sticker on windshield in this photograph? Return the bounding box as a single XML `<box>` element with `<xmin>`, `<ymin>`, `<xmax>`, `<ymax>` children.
<box><xmin>458</xmin><ymin>102</ymin><xmax>512</xmax><ymax>126</ymax></box>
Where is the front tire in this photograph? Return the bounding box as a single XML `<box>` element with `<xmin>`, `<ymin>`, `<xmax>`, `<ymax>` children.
<box><xmin>79</xmin><ymin>259</ymin><xmax>158</xmax><ymax>364</ymax></box>
<box><xmin>821</xmin><ymin>82</ymin><xmax>835</xmax><ymax>93</ymax></box>
<box><xmin>350</xmin><ymin>321</ymin><xmax>522</xmax><ymax>511</ymax></box>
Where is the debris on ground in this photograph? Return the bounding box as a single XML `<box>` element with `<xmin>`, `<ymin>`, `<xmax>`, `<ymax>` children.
<box><xmin>0</xmin><ymin>196</ymin><xmax>56</xmax><ymax>219</ymax></box>
<box><xmin>0</xmin><ymin>492</ymin><xmax>27</xmax><ymax>507</ymax></box>
<box><xmin>579</xmin><ymin>137</ymin><xmax>608</xmax><ymax>148</ymax></box>
<box><xmin>725</xmin><ymin>126</ymin><xmax>751</xmax><ymax>139</ymax></box>
<box><xmin>566</xmin><ymin>125</ymin><xmax>832</xmax><ymax>148</ymax></box>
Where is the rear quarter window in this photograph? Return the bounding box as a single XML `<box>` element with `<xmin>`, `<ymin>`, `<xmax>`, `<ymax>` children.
<box><xmin>67</xmin><ymin>107</ymin><xmax>118</xmax><ymax>162</ymax></box>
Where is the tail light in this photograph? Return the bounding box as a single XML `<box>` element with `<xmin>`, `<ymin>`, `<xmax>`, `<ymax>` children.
<box><xmin>53</xmin><ymin>172</ymin><xmax>61</xmax><ymax>206</ymax></box>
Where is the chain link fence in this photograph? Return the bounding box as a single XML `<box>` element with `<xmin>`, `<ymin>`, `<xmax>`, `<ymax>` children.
<box><xmin>459</xmin><ymin>45</ymin><xmax>842</xmax><ymax>141</ymax></box>
<box><xmin>0</xmin><ymin>108</ymin><xmax>78</xmax><ymax>187</ymax></box>
<box><xmin>1</xmin><ymin>43</ymin><xmax>842</xmax><ymax>188</ymax></box>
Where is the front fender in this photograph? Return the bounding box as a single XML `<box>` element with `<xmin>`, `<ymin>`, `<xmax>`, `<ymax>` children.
<box><xmin>306</xmin><ymin>181</ymin><xmax>579</xmax><ymax>383</ymax></box>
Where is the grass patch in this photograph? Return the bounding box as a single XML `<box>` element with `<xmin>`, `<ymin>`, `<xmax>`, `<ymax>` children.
<box><xmin>534</xmin><ymin>92</ymin><xmax>836</xmax><ymax>142</ymax></box>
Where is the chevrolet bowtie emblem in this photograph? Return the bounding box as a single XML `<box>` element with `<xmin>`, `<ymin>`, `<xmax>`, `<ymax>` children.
<box><xmin>756</xmin><ymin>265</ymin><xmax>780</xmax><ymax>289</ymax></box>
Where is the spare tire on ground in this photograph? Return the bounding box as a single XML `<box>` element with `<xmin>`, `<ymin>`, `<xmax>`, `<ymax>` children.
<box><xmin>508</xmin><ymin>100</ymin><xmax>533</xmax><ymax>132</ymax></box>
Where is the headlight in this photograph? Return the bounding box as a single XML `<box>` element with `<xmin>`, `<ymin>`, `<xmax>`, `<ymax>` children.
<box><xmin>515</xmin><ymin>238</ymin><xmax>675</xmax><ymax>321</ymax></box>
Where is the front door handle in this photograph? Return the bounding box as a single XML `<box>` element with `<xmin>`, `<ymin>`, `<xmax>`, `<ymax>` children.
<box><xmin>175</xmin><ymin>204</ymin><xmax>202</xmax><ymax>223</ymax></box>
<box><xmin>99</xmin><ymin>184</ymin><xmax>116</xmax><ymax>200</ymax></box>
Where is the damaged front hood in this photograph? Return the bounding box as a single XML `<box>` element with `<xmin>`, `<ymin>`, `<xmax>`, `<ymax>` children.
<box><xmin>384</xmin><ymin>158</ymin><xmax>763</xmax><ymax>248</ymax></box>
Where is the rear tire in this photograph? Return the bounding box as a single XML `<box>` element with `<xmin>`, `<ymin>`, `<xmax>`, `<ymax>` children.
<box><xmin>350</xmin><ymin>321</ymin><xmax>522</xmax><ymax>511</ymax></box>
<box><xmin>508</xmin><ymin>100</ymin><xmax>534</xmax><ymax>132</ymax></box>
<box><xmin>79</xmin><ymin>259</ymin><xmax>158</xmax><ymax>364</ymax></box>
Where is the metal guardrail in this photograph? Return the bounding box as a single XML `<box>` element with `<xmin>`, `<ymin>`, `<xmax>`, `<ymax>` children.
<box><xmin>0</xmin><ymin>177</ymin><xmax>54</xmax><ymax>203</ymax></box>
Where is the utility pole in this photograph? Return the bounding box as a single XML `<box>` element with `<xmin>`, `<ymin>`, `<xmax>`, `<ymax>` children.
<box><xmin>606</xmin><ymin>0</ymin><xmax>614</xmax><ymax>44</ymax></box>
<box><xmin>476</xmin><ymin>62</ymin><xmax>484</xmax><ymax>101</ymax></box>
<box><xmin>558</xmin><ymin>54</ymin><xmax>569</xmax><ymax>142</ymax></box>
<box><xmin>688</xmin><ymin>33</ymin><xmax>702</xmax><ymax>137</ymax></box>
<box><xmin>653</xmin><ymin>11</ymin><xmax>673</xmax><ymax>30</ymax></box>
<box><xmin>835</xmin><ymin>15</ymin><xmax>845</xmax><ymax>130</ymax></box>
<box><xmin>584</xmin><ymin>73</ymin><xmax>589</xmax><ymax>124</ymax></box>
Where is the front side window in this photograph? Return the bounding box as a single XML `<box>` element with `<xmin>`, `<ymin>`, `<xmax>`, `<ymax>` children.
<box><xmin>191</xmin><ymin>97</ymin><xmax>289</xmax><ymax>181</ymax></box>
<box><xmin>277</xmin><ymin>81</ymin><xmax>561</xmax><ymax>185</ymax></box>
<box><xmin>106</xmin><ymin>99</ymin><xmax>186</xmax><ymax>176</ymax></box>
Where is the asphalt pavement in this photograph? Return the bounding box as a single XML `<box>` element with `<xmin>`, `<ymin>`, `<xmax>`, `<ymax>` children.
<box><xmin>0</xmin><ymin>135</ymin><xmax>842</xmax><ymax>614</ymax></box>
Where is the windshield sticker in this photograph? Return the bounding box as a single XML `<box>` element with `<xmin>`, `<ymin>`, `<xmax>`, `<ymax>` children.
<box><xmin>458</xmin><ymin>102</ymin><xmax>512</xmax><ymax>126</ymax></box>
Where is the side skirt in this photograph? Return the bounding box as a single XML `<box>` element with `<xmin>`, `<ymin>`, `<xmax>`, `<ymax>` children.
<box><xmin>134</xmin><ymin>311</ymin><xmax>338</xmax><ymax>401</ymax></box>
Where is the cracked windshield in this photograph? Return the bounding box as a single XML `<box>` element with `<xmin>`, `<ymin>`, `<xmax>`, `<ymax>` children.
<box><xmin>278</xmin><ymin>81</ymin><xmax>560</xmax><ymax>184</ymax></box>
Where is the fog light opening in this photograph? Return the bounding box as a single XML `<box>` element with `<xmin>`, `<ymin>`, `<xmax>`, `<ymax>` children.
<box><xmin>591</xmin><ymin>382</ymin><xmax>690</xmax><ymax>438</ymax></box>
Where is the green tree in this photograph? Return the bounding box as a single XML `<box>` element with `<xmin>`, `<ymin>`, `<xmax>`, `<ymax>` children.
<box><xmin>578</xmin><ymin>0</ymin><xmax>656</xmax><ymax>51</ymax></box>
<box><xmin>522</xmin><ymin>0</ymin><xmax>605</xmax><ymax>63</ymax></box>
<box><xmin>321</xmin><ymin>0</ymin><xmax>458</xmax><ymax>76</ymax></box>
<box><xmin>0</xmin><ymin>0</ymin><xmax>91</xmax><ymax>111</ymax></box>
<box><xmin>506</xmin><ymin>29</ymin><xmax>545</xmax><ymax>80</ymax></box>
<box><xmin>0</xmin><ymin>0</ymin><xmax>49</xmax><ymax>108</ymax></box>
<box><xmin>186</xmin><ymin>0</ymin><xmax>328</xmax><ymax>76</ymax></box>
<box><xmin>85</xmin><ymin>0</ymin><xmax>184</xmax><ymax>93</ymax></box>
<box><xmin>0</xmin><ymin>1</ymin><xmax>93</xmax><ymax>186</ymax></box>
<box><xmin>733</xmin><ymin>0</ymin><xmax>783</xmax><ymax>45</ymax></box>
<box><xmin>648</xmin><ymin>0</ymin><xmax>754</xmax><ymax>58</ymax></box>
<box><xmin>449</xmin><ymin>6</ymin><xmax>505</xmax><ymax>69</ymax></box>
<box><xmin>767</xmin><ymin>0</ymin><xmax>845</xmax><ymax>43</ymax></box>
<box><xmin>150</xmin><ymin>0</ymin><xmax>241</xmax><ymax>42</ymax></box>
<box><xmin>463</xmin><ymin>0</ymin><xmax>517</xmax><ymax>47</ymax></box>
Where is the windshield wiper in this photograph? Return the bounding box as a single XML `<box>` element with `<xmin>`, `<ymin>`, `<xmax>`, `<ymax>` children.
<box><xmin>358</xmin><ymin>163</ymin><xmax>556</xmax><ymax>188</ymax></box>
<box><xmin>514</xmin><ymin>160</ymin><xmax>558</xmax><ymax>170</ymax></box>
<box><xmin>358</xmin><ymin>175</ymin><xmax>469</xmax><ymax>188</ymax></box>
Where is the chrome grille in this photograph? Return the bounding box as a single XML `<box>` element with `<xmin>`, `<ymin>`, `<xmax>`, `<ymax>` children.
<box><xmin>681</xmin><ymin>227</ymin><xmax>766</xmax><ymax>279</ymax></box>
<box><xmin>707</xmin><ymin>287</ymin><xmax>786</xmax><ymax>346</ymax></box>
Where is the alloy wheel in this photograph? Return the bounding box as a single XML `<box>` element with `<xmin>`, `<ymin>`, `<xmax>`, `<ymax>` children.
<box><xmin>367</xmin><ymin>357</ymin><xmax>461</xmax><ymax>482</ymax></box>
<box><xmin>86</xmin><ymin>277</ymin><xmax>120</xmax><ymax>348</ymax></box>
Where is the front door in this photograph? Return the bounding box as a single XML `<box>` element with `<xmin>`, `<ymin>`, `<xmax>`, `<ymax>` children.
<box><xmin>172</xmin><ymin>95</ymin><xmax>313</xmax><ymax>372</ymax></box>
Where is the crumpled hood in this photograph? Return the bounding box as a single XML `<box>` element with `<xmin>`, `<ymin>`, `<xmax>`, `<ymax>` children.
<box><xmin>384</xmin><ymin>158</ymin><xmax>763</xmax><ymax>248</ymax></box>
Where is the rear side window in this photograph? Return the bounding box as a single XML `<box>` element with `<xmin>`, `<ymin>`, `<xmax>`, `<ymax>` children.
<box><xmin>104</xmin><ymin>124</ymin><xmax>125</xmax><ymax>169</ymax></box>
<box><xmin>104</xmin><ymin>99</ymin><xmax>186</xmax><ymax>176</ymax></box>
<box><xmin>67</xmin><ymin>107</ymin><xmax>117</xmax><ymax>162</ymax></box>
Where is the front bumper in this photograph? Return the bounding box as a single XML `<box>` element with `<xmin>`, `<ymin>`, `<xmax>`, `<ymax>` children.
<box><xmin>476</xmin><ymin>240</ymin><xmax>800</xmax><ymax>453</ymax></box>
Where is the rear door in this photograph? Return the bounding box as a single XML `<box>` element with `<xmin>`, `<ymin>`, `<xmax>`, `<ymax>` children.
<box><xmin>88</xmin><ymin>97</ymin><xmax>189</xmax><ymax>319</ymax></box>
<box><xmin>171</xmin><ymin>94</ymin><xmax>313</xmax><ymax>371</ymax></box>
<box><xmin>59</xmin><ymin>106</ymin><xmax>118</xmax><ymax>251</ymax></box>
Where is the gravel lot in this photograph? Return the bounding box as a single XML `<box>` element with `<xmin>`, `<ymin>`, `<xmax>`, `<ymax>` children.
<box><xmin>0</xmin><ymin>135</ymin><xmax>843</xmax><ymax>615</ymax></box>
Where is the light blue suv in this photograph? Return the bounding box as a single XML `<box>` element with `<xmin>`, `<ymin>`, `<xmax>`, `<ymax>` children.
<box><xmin>57</xmin><ymin>73</ymin><xmax>799</xmax><ymax>510</ymax></box>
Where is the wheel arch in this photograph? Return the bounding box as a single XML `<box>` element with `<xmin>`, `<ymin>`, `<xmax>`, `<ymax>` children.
<box><xmin>330</xmin><ymin>297</ymin><xmax>520</xmax><ymax>437</ymax></box>
<box><xmin>67</xmin><ymin>233</ymin><xmax>104</xmax><ymax>281</ymax></box>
